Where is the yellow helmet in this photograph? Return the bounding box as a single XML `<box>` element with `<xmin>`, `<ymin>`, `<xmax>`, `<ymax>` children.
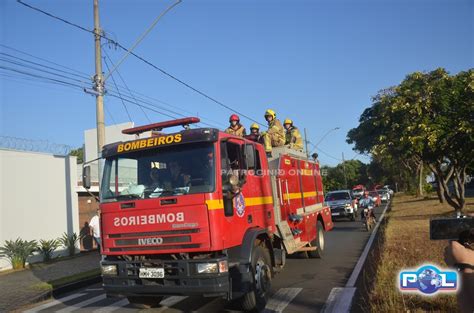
<box><xmin>250</xmin><ymin>123</ymin><xmax>259</xmax><ymax>130</ymax></box>
<box><xmin>264</xmin><ymin>109</ymin><xmax>276</xmax><ymax>119</ymax></box>
<box><xmin>283</xmin><ymin>118</ymin><xmax>293</xmax><ymax>125</ymax></box>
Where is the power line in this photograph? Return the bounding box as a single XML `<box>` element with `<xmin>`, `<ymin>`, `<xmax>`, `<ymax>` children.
<box><xmin>103</xmin><ymin>57</ymin><xmax>133</xmax><ymax>122</ymax></box>
<box><xmin>16</xmin><ymin>0</ymin><xmax>265</xmax><ymax>126</ymax></box>
<box><xmin>0</xmin><ymin>43</ymin><xmax>90</xmax><ymax>78</ymax></box>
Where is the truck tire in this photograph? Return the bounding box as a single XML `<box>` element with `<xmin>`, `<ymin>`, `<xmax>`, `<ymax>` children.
<box><xmin>127</xmin><ymin>296</ymin><xmax>164</xmax><ymax>309</ymax></box>
<box><xmin>241</xmin><ymin>244</ymin><xmax>272</xmax><ymax>312</ymax></box>
<box><xmin>308</xmin><ymin>221</ymin><xmax>325</xmax><ymax>258</ymax></box>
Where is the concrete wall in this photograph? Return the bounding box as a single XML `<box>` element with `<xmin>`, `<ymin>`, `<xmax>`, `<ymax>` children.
<box><xmin>0</xmin><ymin>149</ymin><xmax>79</xmax><ymax>270</ymax></box>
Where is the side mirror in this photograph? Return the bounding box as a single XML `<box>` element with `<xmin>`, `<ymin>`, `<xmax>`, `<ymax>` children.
<box><xmin>244</xmin><ymin>144</ymin><xmax>256</xmax><ymax>169</ymax></box>
<box><xmin>82</xmin><ymin>165</ymin><xmax>91</xmax><ymax>189</ymax></box>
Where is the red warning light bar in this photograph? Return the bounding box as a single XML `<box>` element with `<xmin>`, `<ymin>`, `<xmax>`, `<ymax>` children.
<box><xmin>122</xmin><ymin>117</ymin><xmax>200</xmax><ymax>135</ymax></box>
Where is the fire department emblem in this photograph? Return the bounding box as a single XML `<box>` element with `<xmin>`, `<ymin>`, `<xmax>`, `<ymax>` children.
<box><xmin>234</xmin><ymin>193</ymin><xmax>246</xmax><ymax>217</ymax></box>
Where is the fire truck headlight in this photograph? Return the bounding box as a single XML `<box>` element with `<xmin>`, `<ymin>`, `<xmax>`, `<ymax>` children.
<box><xmin>196</xmin><ymin>263</ymin><xmax>218</xmax><ymax>274</ymax></box>
<box><xmin>101</xmin><ymin>265</ymin><xmax>118</xmax><ymax>276</ymax></box>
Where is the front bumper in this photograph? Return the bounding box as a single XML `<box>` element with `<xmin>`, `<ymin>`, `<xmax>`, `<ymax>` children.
<box><xmin>102</xmin><ymin>256</ymin><xmax>231</xmax><ymax>298</ymax></box>
<box><xmin>330</xmin><ymin>206</ymin><xmax>354</xmax><ymax>217</ymax></box>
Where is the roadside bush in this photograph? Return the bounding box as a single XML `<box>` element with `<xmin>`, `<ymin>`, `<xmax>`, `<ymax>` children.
<box><xmin>39</xmin><ymin>239</ymin><xmax>60</xmax><ymax>262</ymax></box>
<box><xmin>0</xmin><ymin>238</ymin><xmax>38</xmax><ymax>269</ymax></box>
<box><xmin>59</xmin><ymin>233</ymin><xmax>81</xmax><ymax>257</ymax></box>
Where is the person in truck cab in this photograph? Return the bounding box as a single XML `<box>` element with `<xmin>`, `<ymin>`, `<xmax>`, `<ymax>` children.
<box><xmin>166</xmin><ymin>161</ymin><xmax>190</xmax><ymax>188</ymax></box>
<box><xmin>225</xmin><ymin>114</ymin><xmax>246</xmax><ymax>137</ymax></box>
<box><xmin>149</xmin><ymin>167</ymin><xmax>165</xmax><ymax>189</ymax></box>
<box><xmin>283</xmin><ymin>118</ymin><xmax>304</xmax><ymax>151</ymax></box>
<box><xmin>262</xmin><ymin>109</ymin><xmax>286</xmax><ymax>157</ymax></box>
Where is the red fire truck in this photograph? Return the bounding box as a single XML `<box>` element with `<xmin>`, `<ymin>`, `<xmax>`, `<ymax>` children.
<box><xmin>83</xmin><ymin>117</ymin><xmax>333</xmax><ymax>311</ymax></box>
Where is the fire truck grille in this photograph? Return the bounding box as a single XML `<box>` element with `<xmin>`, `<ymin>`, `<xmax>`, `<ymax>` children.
<box><xmin>114</xmin><ymin>235</ymin><xmax>191</xmax><ymax>246</ymax></box>
<box><xmin>110</xmin><ymin>244</ymin><xmax>200</xmax><ymax>252</ymax></box>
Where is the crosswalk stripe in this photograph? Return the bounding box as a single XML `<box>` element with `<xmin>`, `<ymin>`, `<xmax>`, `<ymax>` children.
<box><xmin>263</xmin><ymin>288</ymin><xmax>303</xmax><ymax>313</ymax></box>
<box><xmin>92</xmin><ymin>299</ymin><xmax>129</xmax><ymax>313</ymax></box>
<box><xmin>55</xmin><ymin>294</ymin><xmax>106</xmax><ymax>313</ymax></box>
<box><xmin>22</xmin><ymin>293</ymin><xmax>86</xmax><ymax>313</ymax></box>
<box><xmin>160</xmin><ymin>296</ymin><xmax>188</xmax><ymax>307</ymax></box>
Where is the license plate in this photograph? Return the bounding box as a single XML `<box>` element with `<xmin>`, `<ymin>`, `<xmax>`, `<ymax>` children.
<box><xmin>139</xmin><ymin>267</ymin><xmax>164</xmax><ymax>279</ymax></box>
<box><xmin>332</xmin><ymin>212</ymin><xmax>340</xmax><ymax>216</ymax></box>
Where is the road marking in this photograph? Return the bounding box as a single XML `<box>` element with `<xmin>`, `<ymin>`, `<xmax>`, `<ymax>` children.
<box><xmin>263</xmin><ymin>288</ymin><xmax>302</xmax><ymax>313</ymax></box>
<box><xmin>22</xmin><ymin>293</ymin><xmax>86</xmax><ymax>313</ymax></box>
<box><xmin>160</xmin><ymin>296</ymin><xmax>188</xmax><ymax>307</ymax></box>
<box><xmin>321</xmin><ymin>287</ymin><xmax>355</xmax><ymax>313</ymax></box>
<box><xmin>323</xmin><ymin>201</ymin><xmax>391</xmax><ymax>313</ymax></box>
<box><xmin>92</xmin><ymin>299</ymin><xmax>129</xmax><ymax>313</ymax></box>
<box><xmin>55</xmin><ymin>294</ymin><xmax>106</xmax><ymax>313</ymax></box>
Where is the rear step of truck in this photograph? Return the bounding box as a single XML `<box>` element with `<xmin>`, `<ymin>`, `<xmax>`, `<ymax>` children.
<box><xmin>277</xmin><ymin>221</ymin><xmax>314</xmax><ymax>254</ymax></box>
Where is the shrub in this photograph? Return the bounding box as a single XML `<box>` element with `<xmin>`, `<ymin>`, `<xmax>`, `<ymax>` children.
<box><xmin>39</xmin><ymin>239</ymin><xmax>60</xmax><ymax>262</ymax></box>
<box><xmin>0</xmin><ymin>238</ymin><xmax>38</xmax><ymax>269</ymax></box>
<box><xmin>58</xmin><ymin>233</ymin><xmax>81</xmax><ymax>256</ymax></box>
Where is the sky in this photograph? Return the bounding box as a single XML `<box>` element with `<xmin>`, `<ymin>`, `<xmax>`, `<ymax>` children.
<box><xmin>0</xmin><ymin>0</ymin><xmax>472</xmax><ymax>166</ymax></box>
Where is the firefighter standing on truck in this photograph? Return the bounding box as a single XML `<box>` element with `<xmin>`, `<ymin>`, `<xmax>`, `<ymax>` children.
<box><xmin>283</xmin><ymin>118</ymin><xmax>304</xmax><ymax>151</ymax></box>
<box><xmin>225</xmin><ymin>114</ymin><xmax>246</xmax><ymax>137</ymax></box>
<box><xmin>262</xmin><ymin>109</ymin><xmax>285</xmax><ymax>156</ymax></box>
<box><xmin>246</xmin><ymin>123</ymin><xmax>263</xmax><ymax>143</ymax></box>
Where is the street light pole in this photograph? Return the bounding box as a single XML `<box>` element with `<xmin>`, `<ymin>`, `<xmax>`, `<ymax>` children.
<box><xmin>309</xmin><ymin>127</ymin><xmax>340</xmax><ymax>155</ymax></box>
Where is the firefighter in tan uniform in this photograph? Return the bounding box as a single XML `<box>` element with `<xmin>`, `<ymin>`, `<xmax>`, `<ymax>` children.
<box><xmin>246</xmin><ymin>123</ymin><xmax>263</xmax><ymax>143</ymax></box>
<box><xmin>262</xmin><ymin>109</ymin><xmax>285</xmax><ymax>156</ymax></box>
<box><xmin>225</xmin><ymin>114</ymin><xmax>246</xmax><ymax>137</ymax></box>
<box><xmin>283</xmin><ymin>118</ymin><xmax>304</xmax><ymax>151</ymax></box>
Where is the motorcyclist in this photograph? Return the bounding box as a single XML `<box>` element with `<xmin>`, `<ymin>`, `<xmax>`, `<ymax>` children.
<box><xmin>359</xmin><ymin>191</ymin><xmax>375</xmax><ymax>221</ymax></box>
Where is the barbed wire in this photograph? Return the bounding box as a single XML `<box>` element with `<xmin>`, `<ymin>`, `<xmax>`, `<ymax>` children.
<box><xmin>0</xmin><ymin>136</ymin><xmax>72</xmax><ymax>156</ymax></box>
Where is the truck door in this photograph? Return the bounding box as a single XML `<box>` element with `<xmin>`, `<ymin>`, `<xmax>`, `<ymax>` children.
<box><xmin>220</xmin><ymin>140</ymin><xmax>257</xmax><ymax>246</ymax></box>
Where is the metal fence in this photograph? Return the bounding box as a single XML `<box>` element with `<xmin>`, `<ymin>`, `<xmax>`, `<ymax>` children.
<box><xmin>0</xmin><ymin>136</ymin><xmax>71</xmax><ymax>156</ymax></box>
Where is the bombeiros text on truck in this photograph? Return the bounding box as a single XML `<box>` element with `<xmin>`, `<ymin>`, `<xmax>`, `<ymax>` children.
<box><xmin>82</xmin><ymin>117</ymin><xmax>333</xmax><ymax>311</ymax></box>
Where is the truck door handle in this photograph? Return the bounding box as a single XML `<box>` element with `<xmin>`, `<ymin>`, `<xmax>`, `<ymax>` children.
<box><xmin>247</xmin><ymin>214</ymin><xmax>253</xmax><ymax>224</ymax></box>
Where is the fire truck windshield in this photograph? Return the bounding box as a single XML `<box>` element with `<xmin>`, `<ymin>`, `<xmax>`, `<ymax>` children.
<box><xmin>100</xmin><ymin>143</ymin><xmax>215</xmax><ymax>202</ymax></box>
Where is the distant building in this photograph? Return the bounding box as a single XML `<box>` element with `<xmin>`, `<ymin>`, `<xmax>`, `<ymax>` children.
<box><xmin>76</xmin><ymin>123</ymin><xmax>150</xmax><ymax>249</ymax></box>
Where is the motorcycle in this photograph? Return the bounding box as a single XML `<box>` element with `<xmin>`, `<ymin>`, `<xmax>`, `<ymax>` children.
<box><xmin>360</xmin><ymin>202</ymin><xmax>376</xmax><ymax>231</ymax></box>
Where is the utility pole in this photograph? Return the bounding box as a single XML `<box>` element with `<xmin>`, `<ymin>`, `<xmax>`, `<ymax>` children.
<box><xmin>93</xmin><ymin>0</ymin><xmax>105</xmax><ymax>183</ymax></box>
<box><xmin>304</xmin><ymin>128</ymin><xmax>309</xmax><ymax>159</ymax></box>
<box><xmin>342</xmin><ymin>152</ymin><xmax>347</xmax><ymax>189</ymax></box>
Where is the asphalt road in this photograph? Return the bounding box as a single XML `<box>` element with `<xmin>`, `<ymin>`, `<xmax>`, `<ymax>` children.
<box><xmin>21</xmin><ymin>203</ymin><xmax>388</xmax><ymax>313</ymax></box>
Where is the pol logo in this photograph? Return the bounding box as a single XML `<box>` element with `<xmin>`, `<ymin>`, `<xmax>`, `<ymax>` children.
<box><xmin>399</xmin><ymin>264</ymin><xmax>458</xmax><ymax>295</ymax></box>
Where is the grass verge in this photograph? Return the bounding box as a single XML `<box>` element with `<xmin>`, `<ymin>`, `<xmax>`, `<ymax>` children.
<box><xmin>367</xmin><ymin>194</ymin><xmax>473</xmax><ymax>312</ymax></box>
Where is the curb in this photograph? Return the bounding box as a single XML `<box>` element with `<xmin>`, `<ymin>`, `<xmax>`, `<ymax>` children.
<box><xmin>52</xmin><ymin>274</ymin><xmax>102</xmax><ymax>297</ymax></box>
<box><xmin>20</xmin><ymin>274</ymin><xmax>101</xmax><ymax>311</ymax></box>
<box><xmin>322</xmin><ymin>200</ymin><xmax>391</xmax><ymax>313</ymax></box>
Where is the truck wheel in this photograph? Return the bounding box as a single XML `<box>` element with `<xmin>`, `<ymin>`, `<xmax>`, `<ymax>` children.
<box><xmin>308</xmin><ymin>221</ymin><xmax>325</xmax><ymax>258</ymax></box>
<box><xmin>242</xmin><ymin>245</ymin><xmax>272</xmax><ymax>312</ymax></box>
<box><xmin>127</xmin><ymin>296</ymin><xmax>164</xmax><ymax>309</ymax></box>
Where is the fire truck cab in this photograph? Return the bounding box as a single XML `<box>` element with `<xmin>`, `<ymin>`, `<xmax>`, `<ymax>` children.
<box><xmin>83</xmin><ymin>117</ymin><xmax>333</xmax><ymax>311</ymax></box>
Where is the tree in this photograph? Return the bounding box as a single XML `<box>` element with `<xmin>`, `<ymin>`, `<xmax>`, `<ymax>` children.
<box><xmin>69</xmin><ymin>147</ymin><xmax>84</xmax><ymax>164</ymax></box>
<box><xmin>348</xmin><ymin>68</ymin><xmax>473</xmax><ymax>213</ymax></box>
<box><xmin>321</xmin><ymin>160</ymin><xmax>369</xmax><ymax>192</ymax></box>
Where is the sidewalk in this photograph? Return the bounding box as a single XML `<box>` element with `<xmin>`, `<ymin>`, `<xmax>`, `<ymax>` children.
<box><xmin>0</xmin><ymin>251</ymin><xmax>101</xmax><ymax>312</ymax></box>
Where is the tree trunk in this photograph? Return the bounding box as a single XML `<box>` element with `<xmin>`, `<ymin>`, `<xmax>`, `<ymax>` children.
<box><xmin>435</xmin><ymin>174</ymin><xmax>445</xmax><ymax>203</ymax></box>
<box><xmin>417</xmin><ymin>162</ymin><xmax>424</xmax><ymax>197</ymax></box>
